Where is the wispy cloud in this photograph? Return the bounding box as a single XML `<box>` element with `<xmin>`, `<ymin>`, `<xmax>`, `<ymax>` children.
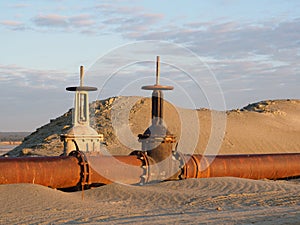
<box><xmin>28</xmin><ymin>13</ymin><xmax>100</xmax><ymax>36</ymax></box>
<box><xmin>10</xmin><ymin>3</ymin><xmax>31</xmax><ymax>8</ymax></box>
<box><xmin>27</xmin><ymin>3</ymin><xmax>164</xmax><ymax>35</ymax></box>
<box><xmin>33</xmin><ymin>14</ymin><xmax>68</xmax><ymax>28</ymax></box>
<box><xmin>1</xmin><ymin>2</ymin><xmax>299</xmax><ymax>110</ymax></box>
<box><xmin>0</xmin><ymin>20</ymin><xmax>25</xmax><ymax>30</ymax></box>
<box><xmin>0</xmin><ymin>64</ymin><xmax>75</xmax><ymax>131</ymax></box>
<box><xmin>0</xmin><ymin>64</ymin><xmax>71</xmax><ymax>89</ymax></box>
<box><xmin>69</xmin><ymin>14</ymin><xmax>95</xmax><ymax>27</ymax></box>
<box><xmin>0</xmin><ymin>20</ymin><xmax>23</xmax><ymax>26</ymax></box>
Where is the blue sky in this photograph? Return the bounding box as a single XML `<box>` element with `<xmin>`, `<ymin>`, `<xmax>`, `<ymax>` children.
<box><xmin>0</xmin><ymin>0</ymin><xmax>299</xmax><ymax>131</ymax></box>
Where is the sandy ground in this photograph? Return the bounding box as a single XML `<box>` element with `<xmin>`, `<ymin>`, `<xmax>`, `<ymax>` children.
<box><xmin>0</xmin><ymin>178</ymin><xmax>299</xmax><ymax>224</ymax></box>
<box><xmin>1</xmin><ymin>98</ymin><xmax>300</xmax><ymax>224</ymax></box>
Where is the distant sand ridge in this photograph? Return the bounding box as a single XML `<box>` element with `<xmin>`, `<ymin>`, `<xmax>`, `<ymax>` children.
<box><xmin>6</xmin><ymin>97</ymin><xmax>300</xmax><ymax>157</ymax></box>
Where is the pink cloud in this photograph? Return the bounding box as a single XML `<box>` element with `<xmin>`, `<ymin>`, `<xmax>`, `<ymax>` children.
<box><xmin>0</xmin><ymin>20</ymin><xmax>23</xmax><ymax>27</ymax></box>
<box><xmin>33</xmin><ymin>14</ymin><xmax>68</xmax><ymax>27</ymax></box>
<box><xmin>33</xmin><ymin>14</ymin><xmax>96</xmax><ymax>30</ymax></box>
<box><xmin>69</xmin><ymin>14</ymin><xmax>95</xmax><ymax>27</ymax></box>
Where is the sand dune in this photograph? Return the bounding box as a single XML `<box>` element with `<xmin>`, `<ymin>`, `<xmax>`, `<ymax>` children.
<box><xmin>7</xmin><ymin>98</ymin><xmax>300</xmax><ymax>157</ymax></box>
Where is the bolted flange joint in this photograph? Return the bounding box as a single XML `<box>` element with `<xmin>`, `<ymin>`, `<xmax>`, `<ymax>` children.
<box><xmin>68</xmin><ymin>150</ymin><xmax>91</xmax><ymax>188</ymax></box>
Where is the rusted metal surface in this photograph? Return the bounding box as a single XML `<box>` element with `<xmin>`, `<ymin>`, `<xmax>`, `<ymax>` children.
<box><xmin>0</xmin><ymin>153</ymin><xmax>145</xmax><ymax>188</ymax></box>
<box><xmin>87</xmin><ymin>155</ymin><xmax>144</xmax><ymax>185</ymax></box>
<box><xmin>182</xmin><ymin>153</ymin><xmax>300</xmax><ymax>180</ymax></box>
<box><xmin>72</xmin><ymin>152</ymin><xmax>300</xmax><ymax>184</ymax></box>
<box><xmin>0</xmin><ymin>153</ymin><xmax>144</xmax><ymax>188</ymax></box>
<box><xmin>1</xmin><ymin>152</ymin><xmax>300</xmax><ymax>189</ymax></box>
<box><xmin>0</xmin><ymin>156</ymin><xmax>81</xmax><ymax>188</ymax></box>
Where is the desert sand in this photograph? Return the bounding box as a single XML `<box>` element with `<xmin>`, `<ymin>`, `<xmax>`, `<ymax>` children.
<box><xmin>0</xmin><ymin>178</ymin><xmax>299</xmax><ymax>224</ymax></box>
<box><xmin>1</xmin><ymin>98</ymin><xmax>300</xmax><ymax>224</ymax></box>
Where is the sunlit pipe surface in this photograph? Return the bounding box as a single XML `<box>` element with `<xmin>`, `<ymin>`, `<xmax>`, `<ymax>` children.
<box><xmin>182</xmin><ymin>153</ymin><xmax>300</xmax><ymax>180</ymax></box>
<box><xmin>0</xmin><ymin>155</ymin><xmax>144</xmax><ymax>188</ymax></box>
<box><xmin>0</xmin><ymin>153</ymin><xmax>300</xmax><ymax>189</ymax></box>
<box><xmin>88</xmin><ymin>155</ymin><xmax>144</xmax><ymax>185</ymax></box>
<box><xmin>0</xmin><ymin>156</ymin><xmax>81</xmax><ymax>188</ymax></box>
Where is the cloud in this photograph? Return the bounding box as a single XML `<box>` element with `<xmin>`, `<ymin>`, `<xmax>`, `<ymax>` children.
<box><xmin>10</xmin><ymin>3</ymin><xmax>30</xmax><ymax>8</ymax></box>
<box><xmin>113</xmin><ymin>13</ymin><xmax>164</xmax><ymax>34</ymax></box>
<box><xmin>32</xmin><ymin>13</ymin><xmax>96</xmax><ymax>31</ymax></box>
<box><xmin>123</xmin><ymin>17</ymin><xmax>300</xmax><ymax>99</ymax></box>
<box><xmin>0</xmin><ymin>20</ymin><xmax>23</xmax><ymax>26</ymax></box>
<box><xmin>0</xmin><ymin>64</ymin><xmax>72</xmax><ymax>90</ymax></box>
<box><xmin>0</xmin><ymin>64</ymin><xmax>77</xmax><ymax>131</ymax></box>
<box><xmin>94</xmin><ymin>4</ymin><xmax>144</xmax><ymax>16</ymax></box>
<box><xmin>33</xmin><ymin>14</ymin><xmax>68</xmax><ymax>28</ymax></box>
<box><xmin>2</xmin><ymin>2</ymin><xmax>300</xmax><ymax>109</ymax></box>
<box><xmin>134</xmin><ymin>18</ymin><xmax>300</xmax><ymax>58</ymax></box>
<box><xmin>91</xmin><ymin>4</ymin><xmax>165</xmax><ymax>36</ymax></box>
<box><xmin>0</xmin><ymin>20</ymin><xmax>25</xmax><ymax>30</ymax></box>
<box><xmin>69</xmin><ymin>14</ymin><xmax>95</xmax><ymax>27</ymax></box>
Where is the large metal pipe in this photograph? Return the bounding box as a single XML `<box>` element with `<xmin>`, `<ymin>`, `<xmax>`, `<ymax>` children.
<box><xmin>88</xmin><ymin>155</ymin><xmax>144</xmax><ymax>185</ymax></box>
<box><xmin>1</xmin><ymin>152</ymin><xmax>300</xmax><ymax>190</ymax></box>
<box><xmin>182</xmin><ymin>153</ymin><xmax>300</xmax><ymax>180</ymax></box>
<box><xmin>0</xmin><ymin>156</ymin><xmax>81</xmax><ymax>188</ymax></box>
<box><xmin>0</xmin><ymin>153</ymin><xmax>145</xmax><ymax>188</ymax></box>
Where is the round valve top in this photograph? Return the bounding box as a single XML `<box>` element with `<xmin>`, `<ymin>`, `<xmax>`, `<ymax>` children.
<box><xmin>66</xmin><ymin>66</ymin><xmax>97</xmax><ymax>92</ymax></box>
<box><xmin>141</xmin><ymin>56</ymin><xmax>174</xmax><ymax>91</ymax></box>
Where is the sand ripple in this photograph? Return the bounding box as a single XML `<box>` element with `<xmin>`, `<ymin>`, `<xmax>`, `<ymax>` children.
<box><xmin>1</xmin><ymin>178</ymin><xmax>299</xmax><ymax>224</ymax></box>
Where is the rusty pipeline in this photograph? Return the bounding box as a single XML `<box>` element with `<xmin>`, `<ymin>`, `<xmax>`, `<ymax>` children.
<box><xmin>0</xmin><ymin>156</ymin><xmax>81</xmax><ymax>188</ymax></box>
<box><xmin>181</xmin><ymin>153</ymin><xmax>300</xmax><ymax>180</ymax></box>
<box><xmin>0</xmin><ymin>151</ymin><xmax>145</xmax><ymax>188</ymax></box>
<box><xmin>87</xmin><ymin>154</ymin><xmax>144</xmax><ymax>185</ymax></box>
<box><xmin>1</xmin><ymin>151</ymin><xmax>300</xmax><ymax>190</ymax></box>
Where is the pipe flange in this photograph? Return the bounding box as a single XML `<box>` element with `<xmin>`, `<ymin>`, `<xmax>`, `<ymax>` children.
<box><xmin>130</xmin><ymin>151</ymin><xmax>150</xmax><ymax>185</ymax></box>
<box><xmin>69</xmin><ymin>150</ymin><xmax>90</xmax><ymax>187</ymax></box>
<box><xmin>171</xmin><ymin>151</ymin><xmax>186</xmax><ymax>179</ymax></box>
